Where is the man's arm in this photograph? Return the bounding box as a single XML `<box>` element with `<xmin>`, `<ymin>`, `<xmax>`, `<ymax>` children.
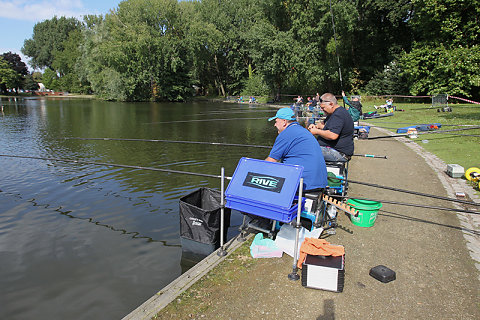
<box><xmin>341</xmin><ymin>91</ymin><xmax>352</xmax><ymax>108</ymax></box>
<box><xmin>265</xmin><ymin>156</ymin><xmax>279</xmax><ymax>162</ymax></box>
<box><xmin>308</xmin><ymin>124</ymin><xmax>339</xmax><ymax>140</ymax></box>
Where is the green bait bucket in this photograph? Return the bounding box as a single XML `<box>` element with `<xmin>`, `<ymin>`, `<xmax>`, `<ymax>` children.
<box><xmin>347</xmin><ymin>199</ymin><xmax>383</xmax><ymax>227</ymax></box>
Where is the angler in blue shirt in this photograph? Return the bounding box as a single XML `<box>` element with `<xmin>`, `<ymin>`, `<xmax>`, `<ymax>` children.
<box><xmin>265</xmin><ymin>108</ymin><xmax>328</xmax><ymax>191</ymax></box>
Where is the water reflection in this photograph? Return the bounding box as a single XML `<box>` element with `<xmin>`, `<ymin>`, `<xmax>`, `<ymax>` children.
<box><xmin>0</xmin><ymin>97</ymin><xmax>276</xmax><ymax>320</ymax></box>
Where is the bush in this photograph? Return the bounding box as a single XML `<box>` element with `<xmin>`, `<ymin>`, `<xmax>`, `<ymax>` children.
<box><xmin>241</xmin><ymin>73</ymin><xmax>270</xmax><ymax>97</ymax></box>
<box><xmin>364</xmin><ymin>60</ymin><xmax>409</xmax><ymax>95</ymax></box>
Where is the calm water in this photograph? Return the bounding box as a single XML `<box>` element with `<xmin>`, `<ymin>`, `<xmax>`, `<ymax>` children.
<box><xmin>0</xmin><ymin>97</ymin><xmax>278</xmax><ymax>319</ymax></box>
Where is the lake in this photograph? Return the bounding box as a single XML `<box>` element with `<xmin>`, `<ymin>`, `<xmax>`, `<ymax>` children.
<box><xmin>0</xmin><ymin>97</ymin><xmax>278</xmax><ymax>319</ymax></box>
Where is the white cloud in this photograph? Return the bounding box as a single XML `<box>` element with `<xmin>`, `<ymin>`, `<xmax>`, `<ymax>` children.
<box><xmin>0</xmin><ymin>0</ymin><xmax>88</xmax><ymax>22</ymax></box>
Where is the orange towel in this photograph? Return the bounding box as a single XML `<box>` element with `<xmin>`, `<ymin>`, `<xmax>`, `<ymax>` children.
<box><xmin>297</xmin><ymin>238</ymin><xmax>345</xmax><ymax>269</ymax></box>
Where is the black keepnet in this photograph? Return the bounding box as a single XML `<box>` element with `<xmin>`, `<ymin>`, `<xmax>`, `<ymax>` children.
<box><xmin>179</xmin><ymin>188</ymin><xmax>231</xmax><ymax>246</ymax></box>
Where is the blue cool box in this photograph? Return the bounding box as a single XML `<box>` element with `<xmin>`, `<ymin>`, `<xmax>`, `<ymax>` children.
<box><xmin>225</xmin><ymin>157</ymin><xmax>305</xmax><ymax>223</ymax></box>
<box><xmin>354</xmin><ymin>125</ymin><xmax>370</xmax><ymax>133</ymax></box>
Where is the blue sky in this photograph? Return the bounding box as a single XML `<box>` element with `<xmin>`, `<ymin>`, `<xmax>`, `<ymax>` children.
<box><xmin>0</xmin><ymin>0</ymin><xmax>123</xmax><ymax>69</ymax></box>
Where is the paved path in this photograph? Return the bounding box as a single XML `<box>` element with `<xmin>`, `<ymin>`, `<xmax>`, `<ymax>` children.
<box><xmin>149</xmin><ymin>126</ymin><xmax>480</xmax><ymax>320</ymax></box>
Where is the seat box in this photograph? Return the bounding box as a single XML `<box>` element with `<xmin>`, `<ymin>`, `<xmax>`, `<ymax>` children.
<box><xmin>225</xmin><ymin>158</ymin><xmax>304</xmax><ymax>223</ymax></box>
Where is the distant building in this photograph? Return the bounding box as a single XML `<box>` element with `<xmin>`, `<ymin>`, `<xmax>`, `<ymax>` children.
<box><xmin>38</xmin><ymin>83</ymin><xmax>46</xmax><ymax>92</ymax></box>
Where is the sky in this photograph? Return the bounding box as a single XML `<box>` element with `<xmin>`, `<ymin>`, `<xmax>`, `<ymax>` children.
<box><xmin>0</xmin><ymin>0</ymin><xmax>123</xmax><ymax>69</ymax></box>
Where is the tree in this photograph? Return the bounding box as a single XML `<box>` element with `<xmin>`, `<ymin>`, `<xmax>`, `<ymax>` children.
<box><xmin>397</xmin><ymin>0</ymin><xmax>480</xmax><ymax>97</ymax></box>
<box><xmin>364</xmin><ymin>60</ymin><xmax>409</xmax><ymax>95</ymax></box>
<box><xmin>42</xmin><ymin>68</ymin><xmax>59</xmax><ymax>91</ymax></box>
<box><xmin>400</xmin><ymin>44</ymin><xmax>480</xmax><ymax>96</ymax></box>
<box><xmin>1</xmin><ymin>52</ymin><xmax>28</xmax><ymax>76</ymax></box>
<box><xmin>1</xmin><ymin>52</ymin><xmax>28</xmax><ymax>90</ymax></box>
<box><xmin>23</xmin><ymin>73</ymin><xmax>40</xmax><ymax>91</ymax></box>
<box><xmin>22</xmin><ymin>16</ymin><xmax>83</xmax><ymax>70</ymax></box>
<box><xmin>82</xmin><ymin>0</ymin><xmax>195</xmax><ymax>101</ymax></box>
<box><xmin>0</xmin><ymin>57</ymin><xmax>20</xmax><ymax>93</ymax></box>
<box><xmin>349</xmin><ymin>0</ymin><xmax>414</xmax><ymax>91</ymax></box>
<box><xmin>410</xmin><ymin>0</ymin><xmax>480</xmax><ymax>47</ymax></box>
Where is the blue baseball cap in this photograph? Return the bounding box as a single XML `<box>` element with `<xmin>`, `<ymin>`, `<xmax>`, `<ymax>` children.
<box><xmin>268</xmin><ymin>108</ymin><xmax>296</xmax><ymax>121</ymax></box>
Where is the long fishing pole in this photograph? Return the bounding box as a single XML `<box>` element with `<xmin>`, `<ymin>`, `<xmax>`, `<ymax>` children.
<box><xmin>367</xmin><ymin>126</ymin><xmax>480</xmax><ymax>140</ymax></box>
<box><xmin>147</xmin><ymin>117</ymin><xmax>266</xmax><ymax>124</ymax></box>
<box><xmin>64</xmin><ymin>137</ymin><xmax>271</xmax><ymax>149</ymax></box>
<box><xmin>4</xmin><ymin>154</ymin><xmax>477</xmax><ymax>209</ymax></box>
<box><xmin>329</xmin><ymin>0</ymin><xmax>343</xmax><ymax>90</ymax></box>
<box><xmin>330</xmin><ymin>176</ymin><xmax>480</xmax><ymax>207</ymax></box>
<box><xmin>363</xmin><ymin>121</ymin><xmax>478</xmax><ymax>127</ymax></box>
<box><xmin>362</xmin><ymin>124</ymin><xmax>480</xmax><ymax>135</ymax></box>
<box><xmin>0</xmin><ymin>154</ymin><xmax>232</xmax><ymax>180</ymax></box>
<box><xmin>335</xmin><ymin>195</ymin><xmax>479</xmax><ymax>215</ymax></box>
<box><xmin>63</xmin><ymin>137</ymin><xmax>389</xmax><ymax>159</ymax></box>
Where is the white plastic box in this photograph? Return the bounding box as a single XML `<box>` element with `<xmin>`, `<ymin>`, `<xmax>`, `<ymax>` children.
<box><xmin>447</xmin><ymin>164</ymin><xmax>464</xmax><ymax>178</ymax></box>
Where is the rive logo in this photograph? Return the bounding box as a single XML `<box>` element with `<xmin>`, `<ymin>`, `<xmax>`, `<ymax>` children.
<box><xmin>243</xmin><ymin>172</ymin><xmax>285</xmax><ymax>193</ymax></box>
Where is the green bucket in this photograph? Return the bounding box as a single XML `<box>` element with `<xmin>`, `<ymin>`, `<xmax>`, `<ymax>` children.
<box><xmin>347</xmin><ymin>199</ymin><xmax>383</xmax><ymax>227</ymax></box>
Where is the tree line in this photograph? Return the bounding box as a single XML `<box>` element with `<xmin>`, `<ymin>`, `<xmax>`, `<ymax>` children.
<box><xmin>2</xmin><ymin>0</ymin><xmax>479</xmax><ymax>101</ymax></box>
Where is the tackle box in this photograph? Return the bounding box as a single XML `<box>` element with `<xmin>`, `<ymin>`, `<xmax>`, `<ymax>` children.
<box><xmin>225</xmin><ymin>157</ymin><xmax>304</xmax><ymax>223</ymax></box>
<box><xmin>302</xmin><ymin>253</ymin><xmax>345</xmax><ymax>292</ymax></box>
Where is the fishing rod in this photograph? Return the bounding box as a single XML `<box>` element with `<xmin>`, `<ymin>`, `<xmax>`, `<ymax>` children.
<box><xmin>329</xmin><ymin>0</ymin><xmax>343</xmax><ymax>90</ymax></box>
<box><xmin>63</xmin><ymin>137</ymin><xmax>389</xmax><ymax>159</ymax></box>
<box><xmin>367</xmin><ymin>126</ymin><xmax>480</xmax><ymax>140</ymax></box>
<box><xmin>6</xmin><ymin>154</ymin><xmax>475</xmax><ymax>211</ymax></box>
<box><xmin>362</xmin><ymin>123</ymin><xmax>480</xmax><ymax>132</ymax></box>
<box><xmin>147</xmin><ymin>117</ymin><xmax>266</xmax><ymax>124</ymax></box>
<box><xmin>330</xmin><ymin>176</ymin><xmax>480</xmax><ymax>207</ymax></box>
<box><xmin>196</xmin><ymin>109</ymin><xmax>276</xmax><ymax>115</ymax></box>
<box><xmin>335</xmin><ymin>195</ymin><xmax>479</xmax><ymax>215</ymax></box>
<box><xmin>415</xmin><ymin>132</ymin><xmax>480</xmax><ymax>138</ymax></box>
<box><xmin>363</xmin><ymin>121</ymin><xmax>478</xmax><ymax>127</ymax></box>
<box><xmin>64</xmin><ymin>137</ymin><xmax>271</xmax><ymax>149</ymax></box>
<box><xmin>0</xmin><ymin>154</ymin><xmax>232</xmax><ymax>180</ymax></box>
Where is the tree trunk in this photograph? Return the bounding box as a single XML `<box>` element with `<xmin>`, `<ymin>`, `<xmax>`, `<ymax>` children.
<box><xmin>214</xmin><ymin>54</ymin><xmax>226</xmax><ymax>96</ymax></box>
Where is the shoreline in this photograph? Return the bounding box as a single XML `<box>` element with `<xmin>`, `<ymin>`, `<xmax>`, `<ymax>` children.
<box><xmin>123</xmin><ymin>123</ymin><xmax>480</xmax><ymax>319</ymax></box>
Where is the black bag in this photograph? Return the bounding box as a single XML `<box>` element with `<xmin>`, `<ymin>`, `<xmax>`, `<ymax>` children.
<box><xmin>179</xmin><ymin>188</ymin><xmax>231</xmax><ymax>246</ymax></box>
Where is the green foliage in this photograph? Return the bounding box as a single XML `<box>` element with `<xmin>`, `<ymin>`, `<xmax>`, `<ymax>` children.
<box><xmin>81</xmin><ymin>0</ymin><xmax>194</xmax><ymax>101</ymax></box>
<box><xmin>0</xmin><ymin>53</ymin><xmax>26</xmax><ymax>90</ymax></box>
<box><xmin>364</xmin><ymin>60</ymin><xmax>409</xmax><ymax>95</ymax></box>
<box><xmin>241</xmin><ymin>72</ymin><xmax>270</xmax><ymax>96</ymax></box>
<box><xmin>411</xmin><ymin>0</ymin><xmax>480</xmax><ymax>46</ymax></box>
<box><xmin>42</xmin><ymin>68</ymin><xmax>59</xmax><ymax>91</ymax></box>
<box><xmin>0</xmin><ymin>57</ymin><xmax>20</xmax><ymax>90</ymax></box>
<box><xmin>400</xmin><ymin>44</ymin><xmax>480</xmax><ymax>96</ymax></box>
<box><xmin>32</xmin><ymin>72</ymin><xmax>43</xmax><ymax>82</ymax></box>
<box><xmin>23</xmin><ymin>73</ymin><xmax>40</xmax><ymax>91</ymax></box>
<box><xmin>22</xmin><ymin>16</ymin><xmax>83</xmax><ymax>69</ymax></box>
<box><xmin>18</xmin><ymin>0</ymin><xmax>480</xmax><ymax>100</ymax></box>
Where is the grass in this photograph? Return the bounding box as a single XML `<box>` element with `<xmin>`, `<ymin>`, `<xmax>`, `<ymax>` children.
<box><xmin>360</xmin><ymin>102</ymin><xmax>480</xmax><ymax>171</ymax></box>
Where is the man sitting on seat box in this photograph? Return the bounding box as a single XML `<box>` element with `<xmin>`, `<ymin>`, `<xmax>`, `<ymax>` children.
<box><xmin>307</xmin><ymin>93</ymin><xmax>354</xmax><ymax>162</ymax></box>
<box><xmin>265</xmin><ymin>108</ymin><xmax>328</xmax><ymax>191</ymax></box>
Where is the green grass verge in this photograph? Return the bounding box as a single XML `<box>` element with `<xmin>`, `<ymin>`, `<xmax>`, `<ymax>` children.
<box><xmin>361</xmin><ymin>102</ymin><xmax>480</xmax><ymax>171</ymax></box>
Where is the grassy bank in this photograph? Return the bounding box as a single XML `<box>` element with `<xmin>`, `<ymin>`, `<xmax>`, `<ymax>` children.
<box><xmin>360</xmin><ymin>102</ymin><xmax>479</xmax><ymax>171</ymax></box>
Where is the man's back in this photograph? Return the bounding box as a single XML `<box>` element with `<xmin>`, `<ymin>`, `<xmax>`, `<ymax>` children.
<box><xmin>269</xmin><ymin>122</ymin><xmax>328</xmax><ymax>190</ymax></box>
